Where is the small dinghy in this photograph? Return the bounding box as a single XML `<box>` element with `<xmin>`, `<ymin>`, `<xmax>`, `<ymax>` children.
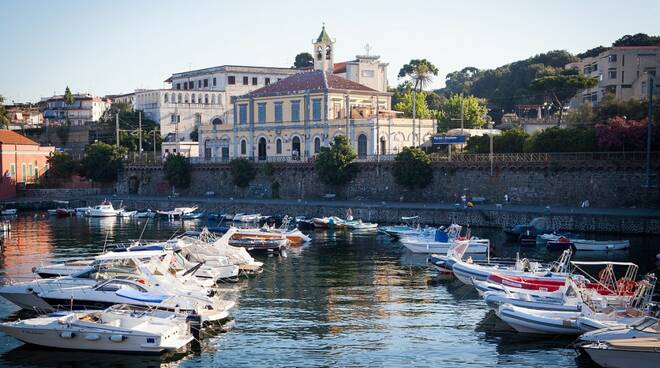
<box><xmin>118</xmin><ymin>210</ymin><xmax>137</xmax><ymax>218</ymax></box>
<box><xmin>344</xmin><ymin>220</ymin><xmax>378</xmax><ymax>230</ymax></box>
<box><xmin>1</xmin><ymin>208</ymin><xmax>17</xmax><ymax>216</ymax></box>
<box><xmin>55</xmin><ymin>208</ymin><xmax>76</xmax><ymax>217</ymax></box>
<box><xmin>156</xmin><ymin>207</ymin><xmax>198</xmax><ymax>219</ymax></box>
<box><xmin>578</xmin><ymin>317</ymin><xmax>660</xmax><ymax>343</ymax></box>
<box><xmin>228</xmin><ymin>237</ymin><xmax>289</xmax><ymax>251</ymax></box>
<box><xmin>547</xmin><ymin>237</ymin><xmax>630</xmax><ymax>251</ymax></box>
<box><xmin>181</xmin><ymin>211</ymin><xmax>205</xmax><ymax>219</ymax></box>
<box><xmin>0</xmin><ymin>304</ymin><xmax>193</xmax><ymax>353</ymax></box>
<box><xmin>232</xmin><ymin>213</ymin><xmax>261</xmax><ymax>223</ymax></box>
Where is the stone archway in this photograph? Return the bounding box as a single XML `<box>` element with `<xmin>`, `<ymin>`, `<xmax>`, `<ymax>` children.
<box><xmin>258</xmin><ymin>137</ymin><xmax>267</xmax><ymax>161</ymax></box>
<box><xmin>128</xmin><ymin>176</ymin><xmax>140</xmax><ymax>194</ymax></box>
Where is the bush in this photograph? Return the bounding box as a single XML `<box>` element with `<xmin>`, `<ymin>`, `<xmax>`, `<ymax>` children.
<box><xmin>46</xmin><ymin>152</ymin><xmax>78</xmax><ymax>180</ymax></box>
<box><xmin>230</xmin><ymin>158</ymin><xmax>256</xmax><ymax>187</ymax></box>
<box><xmin>596</xmin><ymin>117</ymin><xmax>660</xmax><ymax>151</ymax></box>
<box><xmin>466</xmin><ymin>128</ymin><xmax>528</xmax><ymax>154</ymax></box>
<box><xmin>80</xmin><ymin>142</ymin><xmax>127</xmax><ymax>183</ymax></box>
<box><xmin>393</xmin><ymin>147</ymin><xmax>433</xmax><ymax>190</ymax></box>
<box><xmin>523</xmin><ymin>126</ymin><xmax>597</xmax><ymax>153</ymax></box>
<box><xmin>262</xmin><ymin>162</ymin><xmax>274</xmax><ymax>176</ymax></box>
<box><xmin>163</xmin><ymin>154</ymin><xmax>192</xmax><ymax>189</ymax></box>
<box><xmin>315</xmin><ymin>136</ymin><xmax>357</xmax><ymax>186</ymax></box>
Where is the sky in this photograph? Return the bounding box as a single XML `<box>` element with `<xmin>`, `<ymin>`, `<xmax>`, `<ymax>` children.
<box><xmin>1</xmin><ymin>0</ymin><xmax>658</xmax><ymax>103</ymax></box>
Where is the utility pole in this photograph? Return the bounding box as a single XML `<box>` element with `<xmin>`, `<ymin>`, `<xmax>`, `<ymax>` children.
<box><xmin>646</xmin><ymin>74</ymin><xmax>655</xmax><ymax>188</ymax></box>
<box><xmin>138</xmin><ymin>111</ymin><xmax>142</xmax><ymax>155</ymax></box>
<box><xmin>460</xmin><ymin>92</ymin><xmax>465</xmax><ymax>135</ymax></box>
<box><xmin>412</xmin><ymin>87</ymin><xmax>417</xmax><ymax>147</ymax></box>
<box><xmin>115</xmin><ymin>113</ymin><xmax>119</xmax><ymax>147</ymax></box>
<box><xmin>489</xmin><ymin>122</ymin><xmax>494</xmax><ymax>177</ymax></box>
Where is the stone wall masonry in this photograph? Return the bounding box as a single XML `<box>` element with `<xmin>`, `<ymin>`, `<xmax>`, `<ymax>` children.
<box><xmin>119</xmin><ymin>159</ymin><xmax>660</xmax><ymax>209</ymax></box>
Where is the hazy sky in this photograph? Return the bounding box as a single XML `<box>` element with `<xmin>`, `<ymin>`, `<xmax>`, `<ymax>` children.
<box><xmin>1</xmin><ymin>0</ymin><xmax>658</xmax><ymax>102</ymax></box>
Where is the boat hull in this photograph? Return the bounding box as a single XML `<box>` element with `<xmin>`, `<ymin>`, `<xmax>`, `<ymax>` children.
<box><xmin>583</xmin><ymin>345</ymin><xmax>660</xmax><ymax>368</ymax></box>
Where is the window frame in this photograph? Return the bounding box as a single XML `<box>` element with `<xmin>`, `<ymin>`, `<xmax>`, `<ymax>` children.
<box><xmin>274</xmin><ymin>102</ymin><xmax>283</xmax><ymax>123</ymax></box>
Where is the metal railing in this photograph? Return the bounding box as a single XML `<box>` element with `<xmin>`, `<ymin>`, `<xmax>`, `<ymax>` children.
<box><xmin>125</xmin><ymin>151</ymin><xmax>659</xmax><ymax>167</ymax></box>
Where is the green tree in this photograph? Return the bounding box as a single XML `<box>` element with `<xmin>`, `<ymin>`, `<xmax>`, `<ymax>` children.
<box><xmin>398</xmin><ymin>59</ymin><xmax>439</xmax><ymax>144</ymax></box>
<box><xmin>293</xmin><ymin>52</ymin><xmax>314</xmax><ymax>69</ymax></box>
<box><xmin>229</xmin><ymin>158</ymin><xmax>256</xmax><ymax>188</ymax></box>
<box><xmin>79</xmin><ymin>142</ymin><xmax>127</xmax><ymax>182</ymax></box>
<box><xmin>425</xmin><ymin>91</ymin><xmax>446</xmax><ymax>111</ymax></box>
<box><xmin>315</xmin><ymin>135</ymin><xmax>357</xmax><ymax>186</ymax></box>
<box><xmin>64</xmin><ymin>86</ymin><xmax>74</xmax><ymax>105</ymax></box>
<box><xmin>565</xmin><ymin>102</ymin><xmax>596</xmax><ymax>123</ymax></box>
<box><xmin>595</xmin><ymin>94</ymin><xmax>659</xmax><ymax>122</ymax></box>
<box><xmin>0</xmin><ymin>95</ymin><xmax>9</xmax><ymax>128</ymax></box>
<box><xmin>613</xmin><ymin>33</ymin><xmax>660</xmax><ymax>47</ymax></box>
<box><xmin>100</xmin><ymin>105</ymin><xmax>160</xmax><ymax>153</ymax></box>
<box><xmin>437</xmin><ymin>94</ymin><xmax>488</xmax><ymax>131</ymax></box>
<box><xmin>190</xmin><ymin>126</ymin><xmax>199</xmax><ymax>142</ymax></box>
<box><xmin>466</xmin><ymin>128</ymin><xmax>528</xmax><ymax>154</ymax></box>
<box><xmin>530</xmin><ymin>70</ymin><xmax>598</xmax><ymax>125</ymax></box>
<box><xmin>523</xmin><ymin>126</ymin><xmax>597</xmax><ymax>153</ymax></box>
<box><xmin>46</xmin><ymin>151</ymin><xmax>78</xmax><ymax>180</ymax></box>
<box><xmin>576</xmin><ymin>46</ymin><xmax>610</xmax><ymax>59</ymax></box>
<box><xmin>163</xmin><ymin>154</ymin><xmax>192</xmax><ymax>189</ymax></box>
<box><xmin>394</xmin><ymin>89</ymin><xmax>431</xmax><ymax>118</ymax></box>
<box><xmin>392</xmin><ymin>147</ymin><xmax>433</xmax><ymax>190</ymax></box>
<box><xmin>439</xmin><ymin>67</ymin><xmax>481</xmax><ymax>97</ymax></box>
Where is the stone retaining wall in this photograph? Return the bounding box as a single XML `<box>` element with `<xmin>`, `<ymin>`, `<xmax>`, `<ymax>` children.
<box><xmin>119</xmin><ymin>160</ymin><xmax>660</xmax><ymax>209</ymax></box>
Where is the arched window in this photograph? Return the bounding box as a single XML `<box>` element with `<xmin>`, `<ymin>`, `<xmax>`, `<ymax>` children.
<box><xmin>380</xmin><ymin>137</ymin><xmax>387</xmax><ymax>155</ymax></box>
<box><xmin>316</xmin><ymin>45</ymin><xmax>323</xmax><ymax>60</ymax></box>
<box><xmin>164</xmin><ymin>93</ymin><xmax>169</xmax><ymax>103</ymax></box>
<box><xmin>258</xmin><ymin>138</ymin><xmax>267</xmax><ymax>160</ymax></box>
<box><xmin>212</xmin><ymin>117</ymin><xmax>223</xmax><ymax>125</ymax></box>
<box><xmin>205</xmin><ymin>94</ymin><xmax>209</xmax><ymax>104</ymax></box>
<box><xmin>276</xmin><ymin>138</ymin><xmax>282</xmax><ymax>154</ymax></box>
<box><xmin>212</xmin><ymin>95</ymin><xmax>216</xmax><ymax>104</ymax></box>
<box><xmin>314</xmin><ymin>137</ymin><xmax>321</xmax><ymax>154</ymax></box>
<box><xmin>325</xmin><ymin>45</ymin><xmax>332</xmax><ymax>60</ymax></box>
<box><xmin>177</xmin><ymin>93</ymin><xmax>182</xmax><ymax>103</ymax></box>
<box><xmin>357</xmin><ymin>134</ymin><xmax>367</xmax><ymax>158</ymax></box>
<box><xmin>240</xmin><ymin>139</ymin><xmax>247</xmax><ymax>155</ymax></box>
<box><xmin>191</xmin><ymin>93</ymin><xmax>195</xmax><ymax>103</ymax></box>
<box><xmin>291</xmin><ymin>136</ymin><xmax>301</xmax><ymax>159</ymax></box>
<box><xmin>184</xmin><ymin>94</ymin><xmax>189</xmax><ymax>103</ymax></box>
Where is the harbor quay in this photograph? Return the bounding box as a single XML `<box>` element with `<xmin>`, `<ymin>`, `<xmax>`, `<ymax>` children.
<box><xmin>81</xmin><ymin>195</ymin><xmax>660</xmax><ymax>234</ymax></box>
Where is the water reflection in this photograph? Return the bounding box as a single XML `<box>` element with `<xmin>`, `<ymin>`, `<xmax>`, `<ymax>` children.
<box><xmin>0</xmin><ymin>215</ymin><xmax>657</xmax><ymax>367</ymax></box>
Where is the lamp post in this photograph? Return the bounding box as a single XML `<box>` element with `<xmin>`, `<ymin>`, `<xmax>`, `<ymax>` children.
<box><xmin>489</xmin><ymin>121</ymin><xmax>494</xmax><ymax>177</ymax></box>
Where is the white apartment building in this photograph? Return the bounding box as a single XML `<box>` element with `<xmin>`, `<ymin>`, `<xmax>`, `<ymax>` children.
<box><xmin>41</xmin><ymin>94</ymin><xmax>111</xmax><ymax>126</ymax></box>
<box><xmin>567</xmin><ymin>46</ymin><xmax>660</xmax><ymax>107</ymax></box>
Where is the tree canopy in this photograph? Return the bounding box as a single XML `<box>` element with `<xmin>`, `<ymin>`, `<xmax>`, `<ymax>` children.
<box><xmin>0</xmin><ymin>95</ymin><xmax>9</xmax><ymax>128</ymax></box>
<box><xmin>437</xmin><ymin>94</ymin><xmax>489</xmax><ymax>131</ymax></box>
<box><xmin>613</xmin><ymin>33</ymin><xmax>660</xmax><ymax>47</ymax></box>
<box><xmin>64</xmin><ymin>86</ymin><xmax>74</xmax><ymax>105</ymax></box>
<box><xmin>46</xmin><ymin>152</ymin><xmax>78</xmax><ymax>180</ymax></box>
<box><xmin>293</xmin><ymin>52</ymin><xmax>314</xmax><ymax>69</ymax></box>
<box><xmin>315</xmin><ymin>135</ymin><xmax>356</xmax><ymax>186</ymax></box>
<box><xmin>229</xmin><ymin>158</ymin><xmax>256</xmax><ymax>188</ymax></box>
<box><xmin>530</xmin><ymin>70</ymin><xmax>598</xmax><ymax>125</ymax></box>
<box><xmin>392</xmin><ymin>147</ymin><xmax>433</xmax><ymax>190</ymax></box>
<box><xmin>79</xmin><ymin>142</ymin><xmax>127</xmax><ymax>182</ymax></box>
<box><xmin>398</xmin><ymin>59</ymin><xmax>439</xmax><ymax>91</ymax></box>
<box><xmin>163</xmin><ymin>154</ymin><xmax>192</xmax><ymax>189</ymax></box>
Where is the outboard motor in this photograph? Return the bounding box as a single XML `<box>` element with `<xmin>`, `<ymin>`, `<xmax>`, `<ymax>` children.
<box><xmin>186</xmin><ymin>311</ymin><xmax>202</xmax><ymax>342</ymax></box>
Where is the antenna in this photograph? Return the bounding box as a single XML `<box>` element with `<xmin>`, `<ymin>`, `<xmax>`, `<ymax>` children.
<box><xmin>137</xmin><ymin>217</ymin><xmax>150</xmax><ymax>244</ymax></box>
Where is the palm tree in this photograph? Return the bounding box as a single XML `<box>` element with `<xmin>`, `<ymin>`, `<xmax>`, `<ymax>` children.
<box><xmin>398</xmin><ymin>59</ymin><xmax>438</xmax><ymax>146</ymax></box>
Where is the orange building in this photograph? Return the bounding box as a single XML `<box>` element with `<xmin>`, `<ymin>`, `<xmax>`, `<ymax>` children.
<box><xmin>0</xmin><ymin>130</ymin><xmax>55</xmax><ymax>199</ymax></box>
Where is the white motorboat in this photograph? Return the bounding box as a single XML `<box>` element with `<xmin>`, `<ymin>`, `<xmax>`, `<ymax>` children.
<box><xmin>450</xmin><ymin>243</ymin><xmax>572</xmax><ymax>286</ymax></box>
<box><xmin>312</xmin><ymin>216</ymin><xmax>345</xmax><ymax>228</ymax></box>
<box><xmin>1</xmin><ymin>252</ymin><xmax>235</xmax><ymax>322</ymax></box>
<box><xmin>579</xmin><ymin>317</ymin><xmax>660</xmax><ymax>344</ymax></box>
<box><xmin>496</xmin><ymin>303</ymin><xmax>645</xmax><ymax>335</ymax></box>
<box><xmin>1</xmin><ymin>208</ymin><xmax>17</xmax><ymax>216</ymax></box>
<box><xmin>400</xmin><ymin>235</ymin><xmax>489</xmax><ymax>254</ymax></box>
<box><xmin>88</xmin><ymin>201</ymin><xmax>123</xmax><ymax>217</ymax></box>
<box><xmin>546</xmin><ymin>237</ymin><xmax>630</xmax><ymax>251</ymax></box>
<box><xmin>75</xmin><ymin>206</ymin><xmax>92</xmax><ymax>216</ymax></box>
<box><xmin>118</xmin><ymin>210</ymin><xmax>137</xmax><ymax>218</ymax></box>
<box><xmin>581</xmin><ymin>338</ymin><xmax>660</xmax><ymax>368</ymax></box>
<box><xmin>0</xmin><ymin>304</ymin><xmax>193</xmax><ymax>353</ymax></box>
<box><xmin>184</xmin><ymin>228</ymin><xmax>263</xmax><ymax>274</ymax></box>
<box><xmin>233</xmin><ymin>213</ymin><xmax>261</xmax><ymax>222</ymax></box>
<box><xmin>344</xmin><ymin>220</ymin><xmax>378</xmax><ymax>230</ymax></box>
<box><xmin>136</xmin><ymin>210</ymin><xmax>156</xmax><ymax>218</ymax></box>
<box><xmin>156</xmin><ymin>207</ymin><xmax>198</xmax><ymax>219</ymax></box>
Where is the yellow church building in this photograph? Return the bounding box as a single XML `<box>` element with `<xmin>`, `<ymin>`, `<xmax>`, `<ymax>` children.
<box><xmin>199</xmin><ymin>26</ymin><xmax>436</xmax><ymax>161</ymax></box>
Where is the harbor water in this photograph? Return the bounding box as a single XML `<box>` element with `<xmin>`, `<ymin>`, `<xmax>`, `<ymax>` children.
<box><xmin>0</xmin><ymin>213</ymin><xmax>658</xmax><ymax>367</ymax></box>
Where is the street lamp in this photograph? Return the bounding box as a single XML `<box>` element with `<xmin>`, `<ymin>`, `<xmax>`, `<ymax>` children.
<box><xmin>488</xmin><ymin>121</ymin><xmax>494</xmax><ymax>177</ymax></box>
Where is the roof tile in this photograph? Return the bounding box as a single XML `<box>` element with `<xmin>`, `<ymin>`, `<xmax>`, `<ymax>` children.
<box><xmin>0</xmin><ymin>130</ymin><xmax>39</xmax><ymax>145</ymax></box>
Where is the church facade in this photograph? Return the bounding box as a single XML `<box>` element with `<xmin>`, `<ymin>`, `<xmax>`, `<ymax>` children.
<box><xmin>199</xmin><ymin>26</ymin><xmax>435</xmax><ymax>161</ymax></box>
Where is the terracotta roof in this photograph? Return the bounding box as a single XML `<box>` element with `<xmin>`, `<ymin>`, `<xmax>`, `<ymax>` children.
<box><xmin>245</xmin><ymin>70</ymin><xmax>377</xmax><ymax>98</ymax></box>
<box><xmin>0</xmin><ymin>130</ymin><xmax>39</xmax><ymax>145</ymax></box>
<box><xmin>333</xmin><ymin>62</ymin><xmax>347</xmax><ymax>74</ymax></box>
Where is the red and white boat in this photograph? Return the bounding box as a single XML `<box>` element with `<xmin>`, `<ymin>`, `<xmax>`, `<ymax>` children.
<box><xmin>487</xmin><ymin>273</ymin><xmax>566</xmax><ymax>293</ymax></box>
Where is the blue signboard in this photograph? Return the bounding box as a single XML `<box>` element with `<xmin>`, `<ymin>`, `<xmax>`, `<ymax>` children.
<box><xmin>432</xmin><ymin>135</ymin><xmax>467</xmax><ymax>145</ymax></box>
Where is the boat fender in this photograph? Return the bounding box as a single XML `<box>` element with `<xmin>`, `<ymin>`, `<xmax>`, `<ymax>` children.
<box><xmin>59</xmin><ymin>331</ymin><xmax>75</xmax><ymax>339</ymax></box>
<box><xmin>109</xmin><ymin>334</ymin><xmax>125</xmax><ymax>342</ymax></box>
<box><xmin>84</xmin><ymin>333</ymin><xmax>100</xmax><ymax>341</ymax></box>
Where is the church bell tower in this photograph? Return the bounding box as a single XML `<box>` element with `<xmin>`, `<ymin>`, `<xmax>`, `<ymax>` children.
<box><xmin>313</xmin><ymin>24</ymin><xmax>334</xmax><ymax>73</ymax></box>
